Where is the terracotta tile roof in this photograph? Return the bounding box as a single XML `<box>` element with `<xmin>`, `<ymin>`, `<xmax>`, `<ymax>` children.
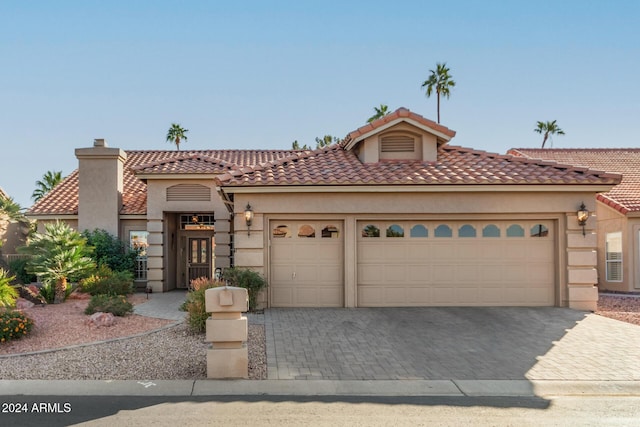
<box><xmin>509</xmin><ymin>148</ymin><xmax>640</xmax><ymax>214</ymax></box>
<box><xmin>342</xmin><ymin>107</ymin><xmax>456</xmax><ymax>148</ymax></box>
<box><xmin>218</xmin><ymin>144</ymin><xmax>621</xmax><ymax>187</ymax></box>
<box><xmin>28</xmin><ymin>149</ymin><xmax>296</xmax><ymax>216</ymax></box>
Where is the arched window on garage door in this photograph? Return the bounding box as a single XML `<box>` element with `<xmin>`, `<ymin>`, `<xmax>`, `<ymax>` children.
<box><xmin>434</xmin><ymin>224</ymin><xmax>452</xmax><ymax>238</ymax></box>
<box><xmin>410</xmin><ymin>225</ymin><xmax>428</xmax><ymax>238</ymax></box>
<box><xmin>362</xmin><ymin>224</ymin><xmax>380</xmax><ymax>237</ymax></box>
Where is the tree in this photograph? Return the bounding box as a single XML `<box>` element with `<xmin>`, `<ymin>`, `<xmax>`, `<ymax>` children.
<box><xmin>534</xmin><ymin>120</ymin><xmax>565</xmax><ymax>148</ymax></box>
<box><xmin>31</xmin><ymin>170</ymin><xmax>63</xmax><ymax>202</ymax></box>
<box><xmin>315</xmin><ymin>135</ymin><xmax>341</xmax><ymax>148</ymax></box>
<box><xmin>421</xmin><ymin>62</ymin><xmax>456</xmax><ymax>123</ymax></box>
<box><xmin>291</xmin><ymin>140</ymin><xmax>310</xmax><ymax>150</ymax></box>
<box><xmin>166</xmin><ymin>123</ymin><xmax>189</xmax><ymax>151</ymax></box>
<box><xmin>0</xmin><ymin>196</ymin><xmax>25</xmax><ymax>222</ymax></box>
<box><xmin>367</xmin><ymin>104</ymin><xmax>390</xmax><ymax>123</ymax></box>
<box><xmin>21</xmin><ymin>221</ymin><xmax>95</xmax><ymax>303</ymax></box>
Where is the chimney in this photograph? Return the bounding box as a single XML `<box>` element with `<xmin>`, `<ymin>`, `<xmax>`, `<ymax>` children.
<box><xmin>75</xmin><ymin>139</ymin><xmax>127</xmax><ymax>237</ymax></box>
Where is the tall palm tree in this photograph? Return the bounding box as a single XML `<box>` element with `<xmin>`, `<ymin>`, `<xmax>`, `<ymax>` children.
<box><xmin>31</xmin><ymin>170</ymin><xmax>63</xmax><ymax>202</ymax></box>
<box><xmin>166</xmin><ymin>123</ymin><xmax>189</xmax><ymax>151</ymax></box>
<box><xmin>0</xmin><ymin>196</ymin><xmax>24</xmax><ymax>222</ymax></box>
<box><xmin>421</xmin><ymin>62</ymin><xmax>456</xmax><ymax>123</ymax></box>
<box><xmin>367</xmin><ymin>104</ymin><xmax>390</xmax><ymax>123</ymax></box>
<box><xmin>534</xmin><ymin>120</ymin><xmax>565</xmax><ymax>148</ymax></box>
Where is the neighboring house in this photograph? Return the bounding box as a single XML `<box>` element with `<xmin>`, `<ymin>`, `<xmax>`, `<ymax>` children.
<box><xmin>508</xmin><ymin>148</ymin><xmax>640</xmax><ymax>294</ymax></box>
<box><xmin>0</xmin><ymin>186</ymin><xmax>29</xmax><ymax>263</ymax></box>
<box><xmin>27</xmin><ymin>109</ymin><xmax>621</xmax><ymax>310</ymax></box>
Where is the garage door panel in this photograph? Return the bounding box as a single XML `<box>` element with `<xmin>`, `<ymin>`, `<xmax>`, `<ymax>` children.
<box><xmin>270</xmin><ymin>221</ymin><xmax>344</xmax><ymax>307</ymax></box>
<box><xmin>357</xmin><ymin>220</ymin><xmax>555</xmax><ymax>307</ymax></box>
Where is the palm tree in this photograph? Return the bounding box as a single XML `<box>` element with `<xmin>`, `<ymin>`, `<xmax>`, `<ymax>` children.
<box><xmin>421</xmin><ymin>62</ymin><xmax>456</xmax><ymax>123</ymax></box>
<box><xmin>21</xmin><ymin>221</ymin><xmax>95</xmax><ymax>303</ymax></box>
<box><xmin>0</xmin><ymin>196</ymin><xmax>24</xmax><ymax>222</ymax></box>
<box><xmin>166</xmin><ymin>123</ymin><xmax>189</xmax><ymax>151</ymax></box>
<box><xmin>367</xmin><ymin>104</ymin><xmax>390</xmax><ymax>123</ymax></box>
<box><xmin>534</xmin><ymin>120</ymin><xmax>565</xmax><ymax>148</ymax></box>
<box><xmin>31</xmin><ymin>170</ymin><xmax>63</xmax><ymax>202</ymax></box>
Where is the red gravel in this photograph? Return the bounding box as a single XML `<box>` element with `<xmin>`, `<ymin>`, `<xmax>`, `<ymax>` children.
<box><xmin>596</xmin><ymin>294</ymin><xmax>640</xmax><ymax>326</ymax></box>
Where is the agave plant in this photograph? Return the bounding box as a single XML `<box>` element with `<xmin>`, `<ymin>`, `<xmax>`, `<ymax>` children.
<box><xmin>21</xmin><ymin>221</ymin><xmax>95</xmax><ymax>304</ymax></box>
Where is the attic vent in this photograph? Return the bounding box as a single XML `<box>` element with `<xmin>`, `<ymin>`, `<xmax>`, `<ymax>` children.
<box><xmin>166</xmin><ymin>184</ymin><xmax>211</xmax><ymax>202</ymax></box>
<box><xmin>381</xmin><ymin>135</ymin><xmax>415</xmax><ymax>152</ymax></box>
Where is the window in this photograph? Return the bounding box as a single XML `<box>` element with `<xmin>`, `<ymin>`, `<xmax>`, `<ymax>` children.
<box><xmin>531</xmin><ymin>224</ymin><xmax>549</xmax><ymax>237</ymax></box>
<box><xmin>130</xmin><ymin>231</ymin><xmax>149</xmax><ymax>280</ymax></box>
<box><xmin>458</xmin><ymin>224</ymin><xmax>476</xmax><ymax>238</ymax></box>
<box><xmin>606</xmin><ymin>232</ymin><xmax>623</xmax><ymax>282</ymax></box>
<box><xmin>506</xmin><ymin>224</ymin><xmax>525</xmax><ymax>237</ymax></box>
<box><xmin>386</xmin><ymin>224</ymin><xmax>404</xmax><ymax>237</ymax></box>
<box><xmin>410</xmin><ymin>225</ymin><xmax>428</xmax><ymax>238</ymax></box>
<box><xmin>272</xmin><ymin>225</ymin><xmax>291</xmax><ymax>238</ymax></box>
<box><xmin>180</xmin><ymin>214</ymin><xmax>215</xmax><ymax>230</ymax></box>
<box><xmin>298</xmin><ymin>224</ymin><xmax>316</xmax><ymax>238</ymax></box>
<box><xmin>482</xmin><ymin>224</ymin><xmax>501</xmax><ymax>238</ymax></box>
<box><xmin>321</xmin><ymin>225</ymin><xmax>339</xmax><ymax>238</ymax></box>
<box><xmin>362</xmin><ymin>225</ymin><xmax>380</xmax><ymax>237</ymax></box>
<box><xmin>434</xmin><ymin>224</ymin><xmax>452</xmax><ymax>238</ymax></box>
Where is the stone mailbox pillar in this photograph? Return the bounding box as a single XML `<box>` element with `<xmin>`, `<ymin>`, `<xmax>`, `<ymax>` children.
<box><xmin>204</xmin><ymin>286</ymin><xmax>249</xmax><ymax>379</ymax></box>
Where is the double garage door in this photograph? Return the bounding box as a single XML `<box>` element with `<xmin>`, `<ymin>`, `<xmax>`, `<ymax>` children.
<box><xmin>269</xmin><ymin>220</ymin><xmax>555</xmax><ymax>307</ymax></box>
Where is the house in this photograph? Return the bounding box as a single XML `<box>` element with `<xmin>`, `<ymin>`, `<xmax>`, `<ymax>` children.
<box><xmin>27</xmin><ymin>109</ymin><xmax>621</xmax><ymax>310</ymax></box>
<box><xmin>508</xmin><ymin>148</ymin><xmax>640</xmax><ymax>294</ymax></box>
<box><xmin>0</xmin><ymin>186</ymin><xmax>29</xmax><ymax>264</ymax></box>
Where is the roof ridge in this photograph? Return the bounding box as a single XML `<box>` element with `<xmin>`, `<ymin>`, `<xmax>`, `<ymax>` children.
<box><xmin>130</xmin><ymin>153</ymin><xmax>238</xmax><ymax>172</ymax></box>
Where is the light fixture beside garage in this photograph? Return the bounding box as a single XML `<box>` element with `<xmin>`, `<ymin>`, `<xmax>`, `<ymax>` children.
<box><xmin>244</xmin><ymin>203</ymin><xmax>254</xmax><ymax>236</ymax></box>
<box><xmin>577</xmin><ymin>202</ymin><xmax>589</xmax><ymax>236</ymax></box>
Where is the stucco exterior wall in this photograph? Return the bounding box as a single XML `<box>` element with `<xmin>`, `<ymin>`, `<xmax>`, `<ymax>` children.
<box><xmin>228</xmin><ymin>189</ymin><xmax>600</xmax><ymax>309</ymax></box>
<box><xmin>595</xmin><ymin>203</ymin><xmax>630</xmax><ymax>292</ymax></box>
<box><xmin>144</xmin><ymin>178</ymin><xmax>231</xmax><ymax>292</ymax></box>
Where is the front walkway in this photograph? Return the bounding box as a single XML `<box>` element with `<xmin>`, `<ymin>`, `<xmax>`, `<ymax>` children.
<box><xmin>133</xmin><ymin>290</ymin><xmax>187</xmax><ymax>321</ymax></box>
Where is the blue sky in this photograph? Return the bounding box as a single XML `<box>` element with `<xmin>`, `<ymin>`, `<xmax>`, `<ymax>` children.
<box><xmin>1</xmin><ymin>1</ymin><xmax>639</xmax><ymax>209</ymax></box>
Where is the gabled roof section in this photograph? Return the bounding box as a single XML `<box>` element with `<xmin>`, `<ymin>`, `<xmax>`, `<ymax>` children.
<box><xmin>218</xmin><ymin>144</ymin><xmax>621</xmax><ymax>188</ymax></box>
<box><xmin>341</xmin><ymin>107</ymin><xmax>456</xmax><ymax>151</ymax></box>
<box><xmin>509</xmin><ymin>148</ymin><xmax>640</xmax><ymax>214</ymax></box>
<box><xmin>28</xmin><ymin>149</ymin><xmax>296</xmax><ymax>216</ymax></box>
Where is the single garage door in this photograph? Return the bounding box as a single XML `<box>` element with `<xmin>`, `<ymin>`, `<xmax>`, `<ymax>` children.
<box><xmin>357</xmin><ymin>220</ymin><xmax>555</xmax><ymax>307</ymax></box>
<box><xmin>270</xmin><ymin>221</ymin><xmax>343</xmax><ymax>307</ymax></box>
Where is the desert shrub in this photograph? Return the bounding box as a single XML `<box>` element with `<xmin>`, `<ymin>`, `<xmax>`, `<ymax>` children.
<box><xmin>0</xmin><ymin>311</ymin><xmax>34</xmax><ymax>343</ymax></box>
<box><xmin>8</xmin><ymin>258</ymin><xmax>37</xmax><ymax>285</ymax></box>
<box><xmin>182</xmin><ymin>278</ymin><xmax>224</xmax><ymax>333</ymax></box>
<box><xmin>83</xmin><ymin>229</ymin><xmax>137</xmax><ymax>274</ymax></box>
<box><xmin>79</xmin><ymin>265</ymin><xmax>134</xmax><ymax>296</ymax></box>
<box><xmin>85</xmin><ymin>294</ymin><xmax>133</xmax><ymax>317</ymax></box>
<box><xmin>0</xmin><ymin>268</ymin><xmax>18</xmax><ymax>309</ymax></box>
<box><xmin>222</xmin><ymin>267</ymin><xmax>268</xmax><ymax>311</ymax></box>
<box><xmin>38</xmin><ymin>282</ymin><xmax>77</xmax><ymax>304</ymax></box>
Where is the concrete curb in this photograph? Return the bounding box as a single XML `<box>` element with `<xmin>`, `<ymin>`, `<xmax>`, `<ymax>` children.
<box><xmin>3</xmin><ymin>379</ymin><xmax>639</xmax><ymax>397</ymax></box>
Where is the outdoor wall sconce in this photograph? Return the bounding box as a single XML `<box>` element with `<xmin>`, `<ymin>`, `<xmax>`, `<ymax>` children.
<box><xmin>244</xmin><ymin>203</ymin><xmax>254</xmax><ymax>236</ymax></box>
<box><xmin>577</xmin><ymin>202</ymin><xmax>589</xmax><ymax>236</ymax></box>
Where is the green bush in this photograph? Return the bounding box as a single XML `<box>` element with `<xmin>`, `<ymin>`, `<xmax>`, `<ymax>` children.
<box><xmin>222</xmin><ymin>267</ymin><xmax>268</xmax><ymax>311</ymax></box>
<box><xmin>181</xmin><ymin>278</ymin><xmax>224</xmax><ymax>333</ymax></box>
<box><xmin>0</xmin><ymin>268</ymin><xmax>18</xmax><ymax>309</ymax></box>
<box><xmin>83</xmin><ymin>229</ymin><xmax>137</xmax><ymax>274</ymax></box>
<box><xmin>0</xmin><ymin>311</ymin><xmax>34</xmax><ymax>343</ymax></box>
<box><xmin>38</xmin><ymin>282</ymin><xmax>77</xmax><ymax>304</ymax></box>
<box><xmin>79</xmin><ymin>265</ymin><xmax>134</xmax><ymax>296</ymax></box>
<box><xmin>85</xmin><ymin>294</ymin><xmax>133</xmax><ymax>317</ymax></box>
<box><xmin>8</xmin><ymin>258</ymin><xmax>37</xmax><ymax>285</ymax></box>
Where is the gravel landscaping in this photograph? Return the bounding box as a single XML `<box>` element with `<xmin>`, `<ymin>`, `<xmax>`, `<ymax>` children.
<box><xmin>0</xmin><ymin>293</ymin><xmax>637</xmax><ymax>381</ymax></box>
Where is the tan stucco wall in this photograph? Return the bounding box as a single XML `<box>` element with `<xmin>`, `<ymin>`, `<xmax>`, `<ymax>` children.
<box><xmin>75</xmin><ymin>144</ymin><xmax>126</xmax><ymax>237</ymax></box>
<box><xmin>144</xmin><ymin>178</ymin><xmax>231</xmax><ymax>292</ymax></box>
<box><xmin>228</xmin><ymin>189</ymin><xmax>601</xmax><ymax>309</ymax></box>
<box><xmin>595</xmin><ymin>203</ymin><xmax>636</xmax><ymax>292</ymax></box>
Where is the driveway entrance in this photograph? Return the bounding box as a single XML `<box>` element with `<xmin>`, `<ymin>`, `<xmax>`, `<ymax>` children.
<box><xmin>265</xmin><ymin>307</ymin><xmax>640</xmax><ymax>381</ymax></box>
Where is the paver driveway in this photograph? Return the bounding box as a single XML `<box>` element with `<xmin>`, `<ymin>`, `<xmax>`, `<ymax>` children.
<box><xmin>265</xmin><ymin>307</ymin><xmax>640</xmax><ymax>381</ymax></box>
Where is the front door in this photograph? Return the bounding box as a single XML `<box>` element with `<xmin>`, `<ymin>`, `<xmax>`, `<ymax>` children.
<box><xmin>187</xmin><ymin>237</ymin><xmax>211</xmax><ymax>284</ymax></box>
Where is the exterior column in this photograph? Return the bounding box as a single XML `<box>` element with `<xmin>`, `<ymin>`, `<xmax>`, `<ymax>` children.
<box><xmin>146</xmin><ymin>219</ymin><xmax>164</xmax><ymax>293</ymax></box>
<box><xmin>566</xmin><ymin>212</ymin><xmax>599</xmax><ymax>311</ymax></box>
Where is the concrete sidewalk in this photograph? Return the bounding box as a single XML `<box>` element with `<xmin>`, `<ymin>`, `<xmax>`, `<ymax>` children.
<box><xmin>2</xmin><ymin>379</ymin><xmax>639</xmax><ymax>397</ymax></box>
